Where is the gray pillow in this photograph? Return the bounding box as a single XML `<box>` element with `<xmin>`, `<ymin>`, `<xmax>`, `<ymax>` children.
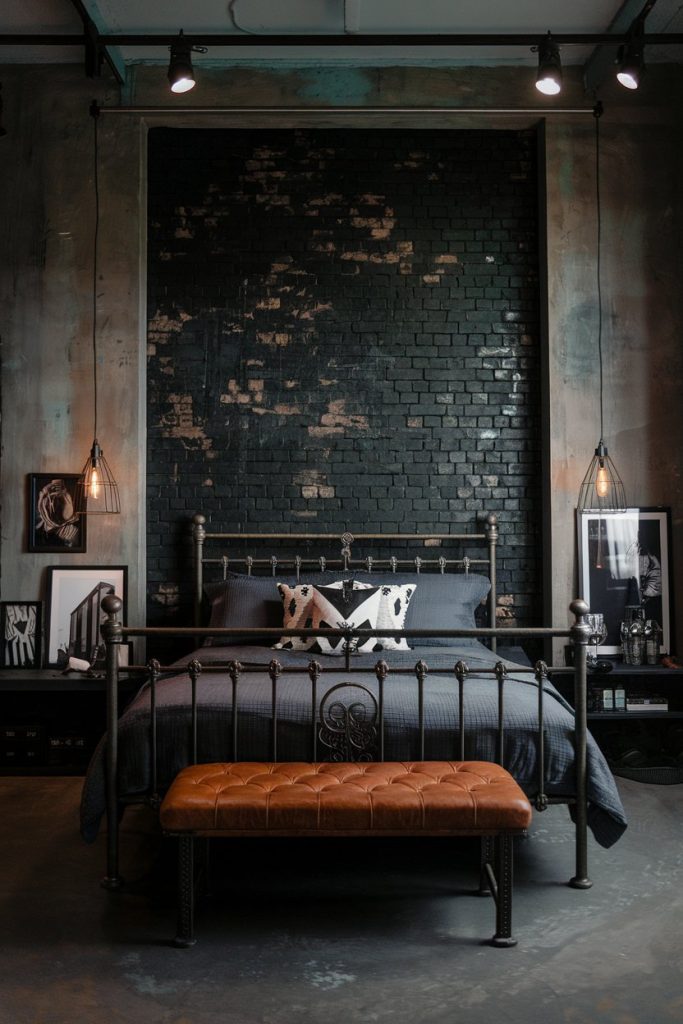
<box><xmin>204</xmin><ymin>572</ymin><xmax>355</xmax><ymax>645</ymax></box>
<box><xmin>205</xmin><ymin>570</ymin><xmax>490</xmax><ymax>648</ymax></box>
<box><xmin>349</xmin><ymin>571</ymin><xmax>491</xmax><ymax>646</ymax></box>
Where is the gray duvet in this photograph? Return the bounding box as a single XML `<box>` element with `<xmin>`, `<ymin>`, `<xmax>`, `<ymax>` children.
<box><xmin>80</xmin><ymin>640</ymin><xmax>627</xmax><ymax>848</ymax></box>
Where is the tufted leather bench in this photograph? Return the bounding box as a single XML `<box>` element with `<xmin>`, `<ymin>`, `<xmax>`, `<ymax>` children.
<box><xmin>160</xmin><ymin>759</ymin><xmax>532</xmax><ymax>948</ymax></box>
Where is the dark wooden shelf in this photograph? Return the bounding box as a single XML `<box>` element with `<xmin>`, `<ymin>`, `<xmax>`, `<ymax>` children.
<box><xmin>0</xmin><ymin>669</ymin><xmax>141</xmax><ymax>775</ymax></box>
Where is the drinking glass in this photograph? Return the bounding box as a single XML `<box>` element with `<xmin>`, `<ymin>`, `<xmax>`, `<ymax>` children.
<box><xmin>586</xmin><ymin>613</ymin><xmax>608</xmax><ymax>668</ymax></box>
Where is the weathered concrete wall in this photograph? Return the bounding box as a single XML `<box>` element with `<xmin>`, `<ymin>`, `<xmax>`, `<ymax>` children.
<box><xmin>1</xmin><ymin>62</ymin><xmax>681</xmax><ymax>653</ymax></box>
<box><xmin>0</xmin><ymin>66</ymin><xmax>146</xmax><ymax>624</ymax></box>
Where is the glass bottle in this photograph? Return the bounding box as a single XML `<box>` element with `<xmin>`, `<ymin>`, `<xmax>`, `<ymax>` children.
<box><xmin>644</xmin><ymin>620</ymin><xmax>660</xmax><ymax>665</ymax></box>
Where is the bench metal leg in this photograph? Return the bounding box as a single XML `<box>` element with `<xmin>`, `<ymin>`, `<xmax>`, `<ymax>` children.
<box><xmin>174</xmin><ymin>835</ymin><xmax>196</xmax><ymax>948</ymax></box>
<box><xmin>479</xmin><ymin>836</ymin><xmax>494</xmax><ymax>895</ymax></box>
<box><xmin>491</xmin><ymin>834</ymin><xmax>517</xmax><ymax>948</ymax></box>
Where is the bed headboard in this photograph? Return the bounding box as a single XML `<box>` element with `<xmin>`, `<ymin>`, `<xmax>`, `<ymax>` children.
<box><xmin>190</xmin><ymin>512</ymin><xmax>499</xmax><ymax>651</ymax></box>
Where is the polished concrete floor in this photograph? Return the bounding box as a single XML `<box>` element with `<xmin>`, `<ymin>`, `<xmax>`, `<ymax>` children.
<box><xmin>0</xmin><ymin>775</ymin><xmax>681</xmax><ymax>1024</ymax></box>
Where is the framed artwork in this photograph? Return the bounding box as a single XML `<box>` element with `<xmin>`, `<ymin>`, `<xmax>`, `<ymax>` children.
<box><xmin>45</xmin><ymin>566</ymin><xmax>127</xmax><ymax>669</ymax></box>
<box><xmin>577</xmin><ymin>508</ymin><xmax>672</xmax><ymax>656</ymax></box>
<box><xmin>0</xmin><ymin>602</ymin><xmax>42</xmax><ymax>669</ymax></box>
<box><xmin>28</xmin><ymin>473</ymin><xmax>87</xmax><ymax>553</ymax></box>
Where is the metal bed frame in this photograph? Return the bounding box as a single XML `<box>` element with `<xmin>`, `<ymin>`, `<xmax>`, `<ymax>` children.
<box><xmin>99</xmin><ymin>512</ymin><xmax>592</xmax><ymax>896</ymax></box>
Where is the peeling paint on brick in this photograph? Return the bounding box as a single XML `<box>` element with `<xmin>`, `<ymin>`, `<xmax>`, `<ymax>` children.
<box><xmin>257</xmin><ymin>332</ymin><xmax>291</xmax><ymax>347</ymax></box>
<box><xmin>152</xmin><ymin>584</ymin><xmax>180</xmax><ymax>608</ymax></box>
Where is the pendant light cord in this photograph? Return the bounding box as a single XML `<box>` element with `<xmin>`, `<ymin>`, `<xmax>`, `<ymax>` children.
<box><xmin>91</xmin><ymin>102</ymin><xmax>100</xmax><ymax>441</ymax></box>
<box><xmin>593</xmin><ymin>100</ymin><xmax>604</xmax><ymax>442</ymax></box>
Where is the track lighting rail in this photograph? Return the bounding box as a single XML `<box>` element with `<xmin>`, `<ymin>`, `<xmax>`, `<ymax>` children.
<box><xmin>1</xmin><ymin>32</ymin><xmax>682</xmax><ymax>47</ymax></box>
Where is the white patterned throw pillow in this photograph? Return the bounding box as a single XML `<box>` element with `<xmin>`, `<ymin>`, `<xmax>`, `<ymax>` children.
<box><xmin>353</xmin><ymin>581</ymin><xmax>417</xmax><ymax>651</ymax></box>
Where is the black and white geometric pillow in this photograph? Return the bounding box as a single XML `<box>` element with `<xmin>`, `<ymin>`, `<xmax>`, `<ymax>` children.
<box><xmin>309</xmin><ymin>583</ymin><xmax>382</xmax><ymax>655</ymax></box>
<box><xmin>274</xmin><ymin>580</ymin><xmax>359</xmax><ymax>652</ymax></box>
<box><xmin>353</xmin><ymin>582</ymin><xmax>417</xmax><ymax>651</ymax></box>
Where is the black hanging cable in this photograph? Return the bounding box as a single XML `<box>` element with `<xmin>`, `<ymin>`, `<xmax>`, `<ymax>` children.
<box><xmin>92</xmin><ymin>101</ymin><xmax>99</xmax><ymax>442</ymax></box>
<box><xmin>594</xmin><ymin>100</ymin><xmax>604</xmax><ymax>443</ymax></box>
<box><xmin>577</xmin><ymin>99</ymin><xmax>626</xmax><ymax>514</ymax></box>
<box><xmin>74</xmin><ymin>100</ymin><xmax>120</xmax><ymax>515</ymax></box>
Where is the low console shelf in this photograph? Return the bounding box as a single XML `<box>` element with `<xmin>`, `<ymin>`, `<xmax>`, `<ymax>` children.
<box><xmin>0</xmin><ymin>669</ymin><xmax>139</xmax><ymax>775</ymax></box>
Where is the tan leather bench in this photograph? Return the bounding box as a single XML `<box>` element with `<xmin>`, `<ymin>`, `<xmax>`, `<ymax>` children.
<box><xmin>160</xmin><ymin>759</ymin><xmax>532</xmax><ymax>948</ymax></box>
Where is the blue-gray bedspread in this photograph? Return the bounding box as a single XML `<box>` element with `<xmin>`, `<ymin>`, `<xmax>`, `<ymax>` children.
<box><xmin>80</xmin><ymin>641</ymin><xmax>627</xmax><ymax>848</ymax></box>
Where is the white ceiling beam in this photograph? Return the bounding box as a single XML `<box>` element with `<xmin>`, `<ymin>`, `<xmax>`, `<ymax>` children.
<box><xmin>344</xmin><ymin>0</ymin><xmax>362</xmax><ymax>35</ymax></box>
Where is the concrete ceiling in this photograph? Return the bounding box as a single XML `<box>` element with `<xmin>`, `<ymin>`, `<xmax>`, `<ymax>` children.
<box><xmin>1</xmin><ymin>0</ymin><xmax>682</xmax><ymax>86</ymax></box>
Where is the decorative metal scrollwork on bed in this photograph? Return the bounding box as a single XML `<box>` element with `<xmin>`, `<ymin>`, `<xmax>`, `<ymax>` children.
<box><xmin>318</xmin><ymin>682</ymin><xmax>379</xmax><ymax>762</ymax></box>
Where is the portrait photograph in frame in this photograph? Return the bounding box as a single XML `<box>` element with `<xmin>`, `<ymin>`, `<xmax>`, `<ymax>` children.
<box><xmin>45</xmin><ymin>566</ymin><xmax>127</xmax><ymax>669</ymax></box>
<box><xmin>577</xmin><ymin>508</ymin><xmax>672</xmax><ymax>656</ymax></box>
<box><xmin>0</xmin><ymin>602</ymin><xmax>42</xmax><ymax>669</ymax></box>
<box><xmin>28</xmin><ymin>473</ymin><xmax>87</xmax><ymax>553</ymax></box>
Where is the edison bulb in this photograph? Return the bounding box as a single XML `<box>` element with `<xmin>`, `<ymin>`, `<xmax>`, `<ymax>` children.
<box><xmin>596</xmin><ymin>463</ymin><xmax>610</xmax><ymax>499</ymax></box>
<box><xmin>90</xmin><ymin>468</ymin><xmax>100</xmax><ymax>500</ymax></box>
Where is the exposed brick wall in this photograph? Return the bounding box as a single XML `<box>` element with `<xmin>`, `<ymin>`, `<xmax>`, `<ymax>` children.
<box><xmin>147</xmin><ymin>128</ymin><xmax>541</xmax><ymax>632</ymax></box>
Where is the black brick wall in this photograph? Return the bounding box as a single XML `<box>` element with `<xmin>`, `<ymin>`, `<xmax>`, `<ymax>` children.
<box><xmin>147</xmin><ymin>128</ymin><xmax>541</xmax><ymax>632</ymax></box>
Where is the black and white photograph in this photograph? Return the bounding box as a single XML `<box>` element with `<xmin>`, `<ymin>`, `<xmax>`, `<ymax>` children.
<box><xmin>0</xmin><ymin>601</ymin><xmax>42</xmax><ymax>669</ymax></box>
<box><xmin>28</xmin><ymin>473</ymin><xmax>87</xmax><ymax>553</ymax></box>
<box><xmin>577</xmin><ymin>508</ymin><xmax>672</xmax><ymax>655</ymax></box>
<box><xmin>45</xmin><ymin>566</ymin><xmax>127</xmax><ymax>669</ymax></box>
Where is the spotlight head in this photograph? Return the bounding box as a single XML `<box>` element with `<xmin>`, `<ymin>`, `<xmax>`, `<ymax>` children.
<box><xmin>616</xmin><ymin>41</ymin><xmax>644</xmax><ymax>90</ymax></box>
<box><xmin>535</xmin><ymin>31</ymin><xmax>562</xmax><ymax>96</ymax></box>
<box><xmin>168</xmin><ymin>30</ymin><xmax>196</xmax><ymax>94</ymax></box>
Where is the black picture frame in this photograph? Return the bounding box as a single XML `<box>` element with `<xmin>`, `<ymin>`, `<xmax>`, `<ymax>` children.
<box><xmin>0</xmin><ymin>602</ymin><xmax>42</xmax><ymax>669</ymax></box>
<box><xmin>45</xmin><ymin>566</ymin><xmax>127</xmax><ymax>669</ymax></box>
<box><xmin>28</xmin><ymin>473</ymin><xmax>87</xmax><ymax>553</ymax></box>
<box><xmin>577</xmin><ymin>507</ymin><xmax>673</xmax><ymax>656</ymax></box>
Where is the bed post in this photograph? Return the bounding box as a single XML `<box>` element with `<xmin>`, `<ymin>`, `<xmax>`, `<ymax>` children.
<box><xmin>101</xmin><ymin>594</ymin><xmax>124</xmax><ymax>890</ymax></box>
<box><xmin>568</xmin><ymin>598</ymin><xmax>593</xmax><ymax>890</ymax></box>
<box><xmin>485</xmin><ymin>513</ymin><xmax>498</xmax><ymax>653</ymax></box>
<box><xmin>192</xmin><ymin>513</ymin><xmax>206</xmax><ymax>629</ymax></box>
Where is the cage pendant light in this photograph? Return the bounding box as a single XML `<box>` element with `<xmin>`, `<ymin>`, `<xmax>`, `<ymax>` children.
<box><xmin>74</xmin><ymin>103</ymin><xmax>121</xmax><ymax>516</ymax></box>
<box><xmin>577</xmin><ymin>102</ymin><xmax>626</xmax><ymax>513</ymax></box>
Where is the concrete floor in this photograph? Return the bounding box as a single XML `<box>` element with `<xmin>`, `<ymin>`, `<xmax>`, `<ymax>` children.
<box><xmin>0</xmin><ymin>776</ymin><xmax>681</xmax><ymax>1024</ymax></box>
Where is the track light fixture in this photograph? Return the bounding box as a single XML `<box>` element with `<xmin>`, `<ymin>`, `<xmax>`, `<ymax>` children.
<box><xmin>168</xmin><ymin>30</ymin><xmax>208</xmax><ymax>94</ymax></box>
<box><xmin>535</xmin><ymin>31</ymin><xmax>562</xmax><ymax>96</ymax></box>
<box><xmin>616</xmin><ymin>21</ymin><xmax>645</xmax><ymax>89</ymax></box>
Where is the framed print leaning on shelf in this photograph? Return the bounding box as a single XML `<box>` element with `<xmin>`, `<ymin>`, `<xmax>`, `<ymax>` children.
<box><xmin>577</xmin><ymin>508</ymin><xmax>672</xmax><ymax>656</ymax></box>
<box><xmin>0</xmin><ymin>602</ymin><xmax>42</xmax><ymax>669</ymax></box>
<box><xmin>28</xmin><ymin>473</ymin><xmax>86</xmax><ymax>553</ymax></box>
<box><xmin>45</xmin><ymin>566</ymin><xmax>127</xmax><ymax>669</ymax></box>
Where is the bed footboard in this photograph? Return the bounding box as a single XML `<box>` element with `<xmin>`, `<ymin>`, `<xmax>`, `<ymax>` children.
<box><xmin>99</xmin><ymin>596</ymin><xmax>592</xmax><ymax>892</ymax></box>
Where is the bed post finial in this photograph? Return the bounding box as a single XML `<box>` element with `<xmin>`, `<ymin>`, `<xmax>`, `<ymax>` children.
<box><xmin>192</xmin><ymin>514</ymin><xmax>206</xmax><ymax>630</ymax></box>
<box><xmin>483</xmin><ymin>513</ymin><xmax>498</xmax><ymax>654</ymax></box>
<box><xmin>484</xmin><ymin>512</ymin><xmax>498</xmax><ymax>544</ymax></box>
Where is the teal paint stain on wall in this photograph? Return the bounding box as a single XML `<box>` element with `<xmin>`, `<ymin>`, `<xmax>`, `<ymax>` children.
<box><xmin>291</xmin><ymin>67</ymin><xmax>375</xmax><ymax>105</ymax></box>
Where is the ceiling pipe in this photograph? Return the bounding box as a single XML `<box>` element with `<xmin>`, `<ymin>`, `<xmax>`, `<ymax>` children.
<box><xmin>1</xmin><ymin>32</ymin><xmax>681</xmax><ymax>47</ymax></box>
<box><xmin>93</xmin><ymin>103</ymin><xmax>596</xmax><ymax>116</ymax></box>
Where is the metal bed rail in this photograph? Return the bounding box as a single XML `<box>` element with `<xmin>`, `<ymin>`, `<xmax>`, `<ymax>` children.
<box><xmin>190</xmin><ymin>512</ymin><xmax>500</xmax><ymax>654</ymax></box>
<box><xmin>101</xmin><ymin>598</ymin><xmax>592</xmax><ymax>897</ymax></box>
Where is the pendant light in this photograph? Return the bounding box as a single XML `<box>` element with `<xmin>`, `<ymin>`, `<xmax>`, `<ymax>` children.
<box><xmin>577</xmin><ymin>102</ymin><xmax>626</xmax><ymax>513</ymax></box>
<box><xmin>74</xmin><ymin>103</ymin><xmax>121</xmax><ymax>516</ymax></box>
